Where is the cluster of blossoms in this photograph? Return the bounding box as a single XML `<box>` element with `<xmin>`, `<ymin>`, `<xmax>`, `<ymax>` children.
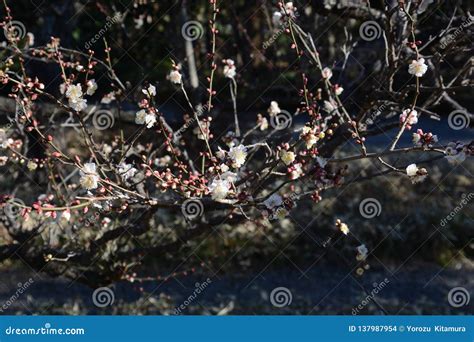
<box><xmin>399</xmin><ymin>109</ymin><xmax>418</xmax><ymax>129</ymax></box>
<box><xmin>412</xmin><ymin>129</ymin><xmax>438</xmax><ymax>147</ymax></box>
<box><xmin>272</xmin><ymin>1</ymin><xmax>297</xmax><ymax>26</ymax></box>
<box><xmin>406</xmin><ymin>163</ymin><xmax>428</xmax><ymax>184</ymax></box>
<box><xmin>135</xmin><ymin>85</ymin><xmax>158</xmax><ymax>128</ymax></box>
<box><xmin>61</xmin><ymin>79</ymin><xmax>97</xmax><ymax>112</ymax></box>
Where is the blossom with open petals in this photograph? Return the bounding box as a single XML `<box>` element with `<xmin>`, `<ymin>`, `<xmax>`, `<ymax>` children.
<box><xmin>408</xmin><ymin>58</ymin><xmax>428</xmax><ymax>77</ymax></box>
<box><xmin>79</xmin><ymin>163</ymin><xmax>100</xmax><ymax>190</ymax></box>
<box><xmin>228</xmin><ymin>144</ymin><xmax>247</xmax><ymax>168</ymax></box>
<box><xmin>209</xmin><ymin>179</ymin><xmax>230</xmax><ymax>200</ymax></box>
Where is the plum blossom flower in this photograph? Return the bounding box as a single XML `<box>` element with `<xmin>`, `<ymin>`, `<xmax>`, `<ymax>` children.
<box><xmin>280</xmin><ymin>150</ymin><xmax>295</xmax><ymax>165</ymax></box>
<box><xmin>135</xmin><ymin>109</ymin><xmax>156</xmax><ymax>128</ymax></box>
<box><xmin>356</xmin><ymin>244</ymin><xmax>368</xmax><ymax>261</ymax></box>
<box><xmin>118</xmin><ymin>163</ymin><xmax>137</xmax><ymax>181</ymax></box>
<box><xmin>0</xmin><ymin>129</ymin><xmax>12</xmax><ymax>149</ymax></box>
<box><xmin>334</xmin><ymin>84</ymin><xmax>344</xmax><ymax>96</ymax></box>
<box><xmin>272</xmin><ymin>11</ymin><xmax>282</xmax><ymax>26</ymax></box>
<box><xmin>268</xmin><ymin>101</ymin><xmax>281</xmax><ymax>116</ymax></box>
<box><xmin>101</xmin><ymin>92</ymin><xmax>116</xmax><ymax>104</ymax></box>
<box><xmin>257</xmin><ymin>114</ymin><xmax>269</xmax><ymax>130</ymax></box>
<box><xmin>408</xmin><ymin>58</ymin><xmax>428</xmax><ymax>77</ymax></box>
<box><xmin>70</xmin><ymin>98</ymin><xmax>87</xmax><ymax>112</ymax></box>
<box><xmin>168</xmin><ymin>70</ymin><xmax>182</xmax><ymax>84</ymax></box>
<box><xmin>223</xmin><ymin>59</ymin><xmax>236</xmax><ymax>79</ymax></box>
<box><xmin>142</xmin><ymin>84</ymin><xmax>156</xmax><ymax>97</ymax></box>
<box><xmin>406</xmin><ymin>163</ymin><xmax>428</xmax><ymax>184</ymax></box>
<box><xmin>228</xmin><ymin>144</ymin><xmax>247</xmax><ymax>168</ymax></box>
<box><xmin>323</xmin><ymin>100</ymin><xmax>337</xmax><ymax>113</ymax></box>
<box><xmin>209</xmin><ymin>179</ymin><xmax>230</xmax><ymax>200</ymax></box>
<box><xmin>263</xmin><ymin>194</ymin><xmax>283</xmax><ymax>209</ymax></box>
<box><xmin>66</xmin><ymin>84</ymin><xmax>83</xmax><ymax>101</ymax></box>
<box><xmin>336</xmin><ymin>219</ymin><xmax>349</xmax><ymax>235</ymax></box>
<box><xmin>86</xmin><ymin>79</ymin><xmax>98</xmax><ymax>96</ymax></box>
<box><xmin>66</xmin><ymin>84</ymin><xmax>87</xmax><ymax>112</ymax></box>
<box><xmin>445</xmin><ymin>142</ymin><xmax>467</xmax><ymax>164</ymax></box>
<box><xmin>289</xmin><ymin>163</ymin><xmax>303</xmax><ymax>179</ymax></box>
<box><xmin>301</xmin><ymin>126</ymin><xmax>319</xmax><ymax>149</ymax></box>
<box><xmin>321</xmin><ymin>67</ymin><xmax>333</xmax><ymax>79</ymax></box>
<box><xmin>79</xmin><ymin>163</ymin><xmax>100</xmax><ymax>190</ymax></box>
<box><xmin>399</xmin><ymin>109</ymin><xmax>418</xmax><ymax>129</ymax></box>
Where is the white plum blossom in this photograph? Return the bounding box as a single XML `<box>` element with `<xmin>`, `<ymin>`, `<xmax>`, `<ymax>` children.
<box><xmin>400</xmin><ymin>109</ymin><xmax>418</xmax><ymax>127</ymax></box>
<box><xmin>321</xmin><ymin>67</ymin><xmax>333</xmax><ymax>79</ymax></box>
<box><xmin>334</xmin><ymin>84</ymin><xmax>344</xmax><ymax>96</ymax></box>
<box><xmin>406</xmin><ymin>163</ymin><xmax>428</xmax><ymax>184</ymax></box>
<box><xmin>272</xmin><ymin>11</ymin><xmax>283</xmax><ymax>26</ymax></box>
<box><xmin>263</xmin><ymin>193</ymin><xmax>283</xmax><ymax>209</ymax></box>
<box><xmin>135</xmin><ymin>109</ymin><xmax>156</xmax><ymax>128</ymax></box>
<box><xmin>356</xmin><ymin>244</ymin><xmax>368</xmax><ymax>261</ymax></box>
<box><xmin>280</xmin><ymin>150</ymin><xmax>295</xmax><ymax>165</ymax></box>
<box><xmin>118</xmin><ymin>163</ymin><xmax>138</xmax><ymax>181</ymax></box>
<box><xmin>65</xmin><ymin>84</ymin><xmax>87</xmax><ymax>112</ymax></box>
<box><xmin>168</xmin><ymin>70</ymin><xmax>182</xmax><ymax>84</ymax></box>
<box><xmin>290</xmin><ymin>163</ymin><xmax>303</xmax><ymax>179</ymax></box>
<box><xmin>228</xmin><ymin>144</ymin><xmax>247</xmax><ymax>168</ymax></box>
<box><xmin>323</xmin><ymin>100</ymin><xmax>337</xmax><ymax>113</ymax></box>
<box><xmin>59</xmin><ymin>83</ymin><xmax>67</xmax><ymax>95</ymax></box>
<box><xmin>70</xmin><ymin>98</ymin><xmax>87</xmax><ymax>112</ymax></box>
<box><xmin>61</xmin><ymin>210</ymin><xmax>71</xmax><ymax>222</ymax></box>
<box><xmin>209</xmin><ymin>178</ymin><xmax>230</xmax><ymax>200</ymax></box>
<box><xmin>101</xmin><ymin>92</ymin><xmax>116</xmax><ymax>104</ymax></box>
<box><xmin>223</xmin><ymin>59</ymin><xmax>236</xmax><ymax>79</ymax></box>
<box><xmin>86</xmin><ymin>79</ymin><xmax>98</xmax><ymax>96</ymax></box>
<box><xmin>66</xmin><ymin>83</ymin><xmax>83</xmax><ymax>101</ymax></box>
<box><xmin>445</xmin><ymin>142</ymin><xmax>467</xmax><ymax>164</ymax></box>
<box><xmin>408</xmin><ymin>58</ymin><xmax>428</xmax><ymax>77</ymax></box>
<box><xmin>0</xmin><ymin>129</ymin><xmax>12</xmax><ymax>149</ymax></box>
<box><xmin>268</xmin><ymin>101</ymin><xmax>281</xmax><ymax>116</ymax></box>
<box><xmin>79</xmin><ymin>163</ymin><xmax>100</xmax><ymax>190</ymax></box>
<box><xmin>142</xmin><ymin>84</ymin><xmax>156</xmax><ymax>97</ymax></box>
